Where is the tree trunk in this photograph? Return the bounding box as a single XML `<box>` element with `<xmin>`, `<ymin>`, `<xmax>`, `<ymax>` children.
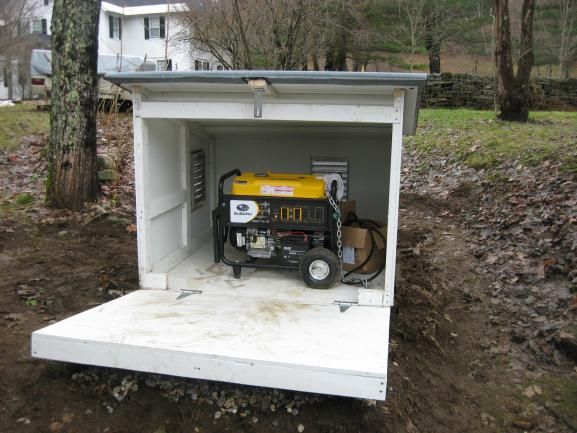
<box><xmin>46</xmin><ymin>0</ymin><xmax>101</xmax><ymax>210</ymax></box>
<box><xmin>425</xmin><ymin>16</ymin><xmax>441</xmax><ymax>74</ymax></box>
<box><xmin>493</xmin><ymin>0</ymin><xmax>535</xmax><ymax>122</ymax></box>
<box><xmin>426</xmin><ymin>40</ymin><xmax>441</xmax><ymax>74</ymax></box>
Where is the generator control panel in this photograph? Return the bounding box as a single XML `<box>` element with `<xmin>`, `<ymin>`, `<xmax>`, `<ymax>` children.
<box><xmin>228</xmin><ymin>197</ymin><xmax>329</xmax><ymax>229</ymax></box>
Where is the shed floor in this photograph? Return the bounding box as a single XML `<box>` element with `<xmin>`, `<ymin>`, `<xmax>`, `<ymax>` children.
<box><xmin>166</xmin><ymin>239</ymin><xmax>386</xmax><ymax>305</ymax></box>
<box><xmin>32</xmin><ymin>288</ymin><xmax>390</xmax><ymax>399</ymax></box>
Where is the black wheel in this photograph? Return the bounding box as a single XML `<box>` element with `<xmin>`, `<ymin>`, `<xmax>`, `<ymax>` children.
<box><xmin>299</xmin><ymin>247</ymin><xmax>339</xmax><ymax>290</ymax></box>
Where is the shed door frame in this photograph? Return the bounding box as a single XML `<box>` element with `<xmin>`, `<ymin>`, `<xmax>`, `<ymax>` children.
<box><xmin>132</xmin><ymin>88</ymin><xmax>405</xmax><ymax>307</ymax></box>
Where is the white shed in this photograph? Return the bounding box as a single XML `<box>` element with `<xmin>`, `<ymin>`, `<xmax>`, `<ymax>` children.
<box><xmin>31</xmin><ymin>71</ymin><xmax>427</xmax><ymax>400</ymax></box>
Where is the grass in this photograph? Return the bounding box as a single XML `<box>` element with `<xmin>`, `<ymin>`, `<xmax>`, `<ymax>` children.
<box><xmin>408</xmin><ymin>109</ymin><xmax>577</xmax><ymax>173</ymax></box>
<box><xmin>536</xmin><ymin>374</ymin><xmax>577</xmax><ymax>431</ymax></box>
<box><xmin>0</xmin><ymin>103</ymin><xmax>50</xmax><ymax>151</ymax></box>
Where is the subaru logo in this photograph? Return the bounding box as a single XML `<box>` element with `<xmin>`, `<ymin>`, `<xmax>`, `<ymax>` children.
<box><xmin>236</xmin><ymin>204</ymin><xmax>249</xmax><ymax>211</ymax></box>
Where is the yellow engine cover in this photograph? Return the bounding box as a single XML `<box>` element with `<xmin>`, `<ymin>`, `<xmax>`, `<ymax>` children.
<box><xmin>231</xmin><ymin>172</ymin><xmax>326</xmax><ymax>199</ymax></box>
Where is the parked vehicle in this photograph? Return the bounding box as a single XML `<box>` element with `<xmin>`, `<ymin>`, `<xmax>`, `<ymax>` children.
<box><xmin>30</xmin><ymin>49</ymin><xmax>154</xmax><ymax>100</ymax></box>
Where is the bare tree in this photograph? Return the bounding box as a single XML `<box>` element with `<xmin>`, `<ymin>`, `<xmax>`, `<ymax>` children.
<box><xmin>368</xmin><ymin>0</ymin><xmax>426</xmax><ymax>71</ymax></box>
<box><xmin>0</xmin><ymin>0</ymin><xmax>39</xmax><ymax>99</ymax></box>
<box><xmin>179</xmin><ymin>0</ymin><xmax>358</xmax><ymax>70</ymax></box>
<box><xmin>423</xmin><ymin>0</ymin><xmax>483</xmax><ymax>74</ymax></box>
<box><xmin>46</xmin><ymin>0</ymin><xmax>101</xmax><ymax>209</ymax></box>
<box><xmin>558</xmin><ymin>0</ymin><xmax>577</xmax><ymax>78</ymax></box>
<box><xmin>177</xmin><ymin>0</ymin><xmax>254</xmax><ymax>69</ymax></box>
<box><xmin>493</xmin><ymin>0</ymin><xmax>535</xmax><ymax>122</ymax></box>
<box><xmin>0</xmin><ymin>0</ymin><xmax>33</xmax><ymax>53</ymax></box>
<box><xmin>401</xmin><ymin>0</ymin><xmax>426</xmax><ymax>71</ymax></box>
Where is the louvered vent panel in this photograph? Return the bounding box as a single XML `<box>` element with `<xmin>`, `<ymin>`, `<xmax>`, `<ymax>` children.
<box><xmin>191</xmin><ymin>150</ymin><xmax>206</xmax><ymax>208</ymax></box>
<box><xmin>311</xmin><ymin>157</ymin><xmax>349</xmax><ymax>200</ymax></box>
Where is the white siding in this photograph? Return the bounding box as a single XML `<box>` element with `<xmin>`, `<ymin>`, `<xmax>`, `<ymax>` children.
<box><xmin>27</xmin><ymin>0</ymin><xmax>53</xmax><ymax>35</ymax></box>
<box><xmin>27</xmin><ymin>1</ymin><xmax>223</xmax><ymax>71</ymax></box>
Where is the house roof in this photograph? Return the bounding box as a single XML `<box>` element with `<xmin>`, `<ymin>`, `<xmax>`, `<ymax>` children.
<box><xmin>101</xmin><ymin>0</ymin><xmax>187</xmax><ymax>15</ymax></box>
<box><xmin>103</xmin><ymin>0</ymin><xmax>172</xmax><ymax>6</ymax></box>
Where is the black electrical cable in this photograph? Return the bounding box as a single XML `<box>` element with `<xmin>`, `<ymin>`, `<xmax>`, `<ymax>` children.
<box><xmin>341</xmin><ymin>211</ymin><xmax>387</xmax><ymax>286</ymax></box>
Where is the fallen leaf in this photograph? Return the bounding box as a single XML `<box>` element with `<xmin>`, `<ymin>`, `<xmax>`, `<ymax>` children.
<box><xmin>126</xmin><ymin>224</ymin><xmax>137</xmax><ymax>233</ymax></box>
<box><xmin>49</xmin><ymin>421</ymin><xmax>63</xmax><ymax>433</ymax></box>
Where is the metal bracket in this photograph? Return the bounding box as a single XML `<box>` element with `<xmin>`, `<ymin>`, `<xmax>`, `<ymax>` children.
<box><xmin>247</xmin><ymin>78</ymin><xmax>269</xmax><ymax>119</ymax></box>
<box><xmin>253</xmin><ymin>88</ymin><xmax>264</xmax><ymax>118</ymax></box>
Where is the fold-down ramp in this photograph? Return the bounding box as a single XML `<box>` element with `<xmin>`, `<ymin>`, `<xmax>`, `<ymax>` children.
<box><xmin>32</xmin><ymin>289</ymin><xmax>390</xmax><ymax>400</ymax></box>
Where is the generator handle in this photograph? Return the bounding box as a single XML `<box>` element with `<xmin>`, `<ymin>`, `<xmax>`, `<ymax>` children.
<box><xmin>218</xmin><ymin>169</ymin><xmax>241</xmax><ymax>202</ymax></box>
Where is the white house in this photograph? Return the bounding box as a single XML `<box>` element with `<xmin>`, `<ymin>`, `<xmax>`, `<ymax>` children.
<box><xmin>24</xmin><ymin>0</ymin><xmax>221</xmax><ymax>72</ymax></box>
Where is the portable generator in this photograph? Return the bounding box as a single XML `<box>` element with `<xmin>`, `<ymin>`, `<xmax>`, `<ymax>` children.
<box><xmin>211</xmin><ymin>169</ymin><xmax>342</xmax><ymax>289</ymax></box>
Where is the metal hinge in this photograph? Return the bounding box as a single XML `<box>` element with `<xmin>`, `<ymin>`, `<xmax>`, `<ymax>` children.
<box><xmin>334</xmin><ymin>301</ymin><xmax>357</xmax><ymax>313</ymax></box>
<box><xmin>176</xmin><ymin>289</ymin><xmax>203</xmax><ymax>300</ymax></box>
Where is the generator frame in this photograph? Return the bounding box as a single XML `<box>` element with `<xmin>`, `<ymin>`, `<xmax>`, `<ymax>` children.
<box><xmin>212</xmin><ymin>169</ymin><xmax>338</xmax><ymax>280</ymax></box>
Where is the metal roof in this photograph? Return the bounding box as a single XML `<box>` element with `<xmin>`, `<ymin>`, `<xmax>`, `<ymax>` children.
<box><xmin>106</xmin><ymin>70</ymin><xmax>427</xmax><ymax>88</ymax></box>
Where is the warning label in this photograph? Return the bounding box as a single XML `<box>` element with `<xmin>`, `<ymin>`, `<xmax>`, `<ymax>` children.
<box><xmin>260</xmin><ymin>185</ymin><xmax>294</xmax><ymax>196</ymax></box>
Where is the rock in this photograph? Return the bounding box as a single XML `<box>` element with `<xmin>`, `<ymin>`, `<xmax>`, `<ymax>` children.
<box><xmin>556</xmin><ymin>324</ymin><xmax>577</xmax><ymax>362</ymax></box>
<box><xmin>533</xmin><ymin>303</ymin><xmax>548</xmax><ymax>315</ymax></box>
<box><xmin>4</xmin><ymin>313</ymin><xmax>25</xmax><ymax>322</ymax></box>
<box><xmin>214</xmin><ymin>411</ymin><xmax>222</xmax><ymax>420</ymax></box>
<box><xmin>523</xmin><ymin>385</ymin><xmax>542</xmax><ymax>398</ymax></box>
<box><xmin>106</xmin><ymin>215</ymin><xmax>130</xmax><ymax>225</ymax></box>
<box><xmin>511</xmin><ymin>330</ymin><xmax>527</xmax><ymax>344</ymax></box>
<box><xmin>58</xmin><ymin>230</ymin><xmax>68</xmax><ymax>237</ymax></box>
<box><xmin>98</xmin><ymin>169</ymin><xmax>120</xmax><ymax>181</ymax></box>
<box><xmin>297</xmin><ymin>424</ymin><xmax>305</xmax><ymax>433</ymax></box>
<box><xmin>97</xmin><ymin>154</ymin><xmax>116</xmax><ymax>170</ymax></box>
<box><xmin>512</xmin><ymin>420</ymin><xmax>532</xmax><ymax>430</ymax></box>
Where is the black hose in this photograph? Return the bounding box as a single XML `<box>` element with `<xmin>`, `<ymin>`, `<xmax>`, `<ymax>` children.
<box><xmin>341</xmin><ymin>211</ymin><xmax>387</xmax><ymax>286</ymax></box>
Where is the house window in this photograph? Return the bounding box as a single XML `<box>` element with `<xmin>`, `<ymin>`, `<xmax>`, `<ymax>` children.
<box><xmin>109</xmin><ymin>15</ymin><xmax>121</xmax><ymax>40</ymax></box>
<box><xmin>190</xmin><ymin>150</ymin><xmax>206</xmax><ymax>209</ymax></box>
<box><xmin>216</xmin><ymin>65</ymin><xmax>224</xmax><ymax>71</ymax></box>
<box><xmin>32</xmin><ymin>19</ymin><xmax>47</xmax><ymax>35</ymax></box>
<box><xmin>156</xmin><ymin>59</ymin><xmax>172</xmax><ymax>71</ymax></box>
<box><xmin>194</xmin><ymin>60</ymin><xmax>209</xmax><ymax>71</ymax></box>
<box><xmin>144</xmin><ymin>16</ymin><xmax>165</xmax><ymax>39</ymax></box>
<box><xmin>44</xmin><ymin>0</ymin><xmax>49</xmax><ymax>5</ymax></box>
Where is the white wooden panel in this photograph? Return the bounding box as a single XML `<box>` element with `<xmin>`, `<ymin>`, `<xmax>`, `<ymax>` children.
<box><xmin>132</xmin><ymin>103</ymin><xmax>151</xmax><ymax>275</ymax></box>
<box><xmin>148</xmin><ymin>119</ymin><xmax>183</xmax><ymax>201</ymax></box>
<box><xmin>150</xmin><ymin>207</ymin><xmax>183</xmax><ymax>264</ymax></box>
<box><xmin>139</xmin><ymin>102</ymin><xmax>400</xmax><ymax>124</ymax></box>
<box><xmin>141</xmin><ymin>272</ymin><xmax>167</xmax><ymax>289</ymax></box>
<box><xmin>32</xmin><ymin>289</ymin><xmax>390</xmax><ymax>400</ymax></box>
<box><xmin>384</xmin><ymin>89</ymin><xmax>405</xmax><ymax>306</ymax></box>
<box><xmin>149</xmin><ymin>189</ymin><xmax>187</xmax><ymax>219</ymax></box>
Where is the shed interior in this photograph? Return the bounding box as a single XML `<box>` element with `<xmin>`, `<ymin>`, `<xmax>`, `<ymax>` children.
<box><xmin>143</xmin><ymin>118</ymin><xmax>393</xmax><ymax>302</ymax></box>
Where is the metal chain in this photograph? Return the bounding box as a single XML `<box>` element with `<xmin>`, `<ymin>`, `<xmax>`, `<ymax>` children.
<box><xmin>326</xmin><ymin>191</ymin><xmax>346</xmax><ymax>282</ymax></box>
<box><xmin>326</xmin><ymin>191</ymin><xmax>368</xmax><ymax>288</ymax></box>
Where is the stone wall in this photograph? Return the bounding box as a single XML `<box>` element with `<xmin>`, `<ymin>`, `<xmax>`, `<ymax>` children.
<box><xmin>422</xmin><ymin>73</ymin><xmax>577</xmax><ymax>110</ymax></box>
